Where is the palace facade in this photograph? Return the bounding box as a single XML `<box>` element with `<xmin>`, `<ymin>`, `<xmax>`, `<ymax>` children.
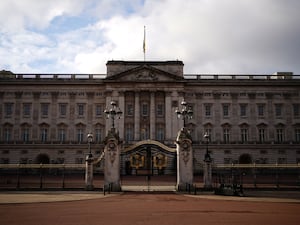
<box><xmin>1</xmin><ymin>60</ymin><xmax>300</xmax><ymax>170</ymax></box>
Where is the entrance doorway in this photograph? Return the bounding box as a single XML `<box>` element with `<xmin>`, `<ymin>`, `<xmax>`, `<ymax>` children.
<box><xmin>120</xmin><ymin>140</ymin><xmax>176</xmax><ymax>191</ymax></box>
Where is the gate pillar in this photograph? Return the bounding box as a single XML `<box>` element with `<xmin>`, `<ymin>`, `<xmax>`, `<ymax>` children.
<box><xmin>176</xmin><ymin>128</ymin><xmax>193</xmax><ymax>191</ymax></box>
<box><xmin>104</xmin><ymin>128</ymin><xmax>122</xmax><ymax>191</ymax></box>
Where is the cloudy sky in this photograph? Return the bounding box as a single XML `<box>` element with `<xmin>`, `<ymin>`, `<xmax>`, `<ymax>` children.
<box><xmin>0</xmin><ymin>0</ymin><xmax>299</xmax><ymax>75</ymax></box>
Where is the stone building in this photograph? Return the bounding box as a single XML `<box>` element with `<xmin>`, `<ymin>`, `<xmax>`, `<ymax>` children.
<box><xmin>0</xmin><ymin>61</ymin><xmax>300</xmax><ymax>172</ymax></box>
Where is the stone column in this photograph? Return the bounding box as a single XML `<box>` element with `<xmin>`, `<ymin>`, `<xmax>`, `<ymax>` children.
<box><xmin>134</xmin><ymin>92</ymin><xmax>140</xmax><ymax>141</ymax></box>
<box><xmin>176</xmin><ymin>128</ymin><xmax>193</xmax><ymax>191</ymax></box>
<box><xmin>104</xmin><ymin>128</ymin><xmax>122</xmax><ymax>191</ymax></box>
<box><xmin>150</xmin><ymin>92</ymin><xmax>155</xmax><ymax>139</ymax></box>
<box><xmin>85</xmin><ymin>153</ymin><xmax>94</xmax><ymax>190</ymax></box>
<box><xmin>165</xmin><ymin>92</ymin><xmax>172</xmax><ymax>141</ymax></box>
<box><xmin>203</xmin><ymin>157</ymin><xmax>212</xmax><ymax>189</ymax></box>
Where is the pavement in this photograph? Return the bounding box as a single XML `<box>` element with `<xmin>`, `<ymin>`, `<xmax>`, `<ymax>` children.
<box><xmin>1</xmin><ymin>187</ymin><xmax>300</xmax><ymax>204</ymax></box>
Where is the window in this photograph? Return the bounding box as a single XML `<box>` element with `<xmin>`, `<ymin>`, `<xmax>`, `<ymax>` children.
<box><xmin>77</xmin><ymin>104</ymin><xmax>85</xmax><ymax>116</ymax></box>
<box><xmin>293</xmin><ymin>104</ymin><xmax>300</xmax><ymax>117</ymax></box>
<box><xmin>240</xmin><ymin>104</ymin><xmax>247</xmax><ymax>117</ymax></box>
<box><xmin>41</xmin><ymin>103</ymin><xmax>49</xmax><ymax>117</ymax></box>
<box><xmin>59</xmin><ymin>104</ymin><xmax>67</xmax><ymax>117</ymax></box>
<box><xmin>95</xmin><ymin>128</ymin><xmax>102</xmax><ymax>143</ymax></box>
<box><xmin>222</xmin><ymin>105</ymin><xmax>229</xmax><ymax>117</ymax></box>
<box><xmin>156</xmin><ymin>125</ymin><xmax>165</xmax><ymax>141</ymax></box>
<box><xmin>157</xmin><ymin>104</ymin><xmax>164</xmax><ymax>117</ymax></box>
<box><xmin>295</xmin><ymin>129</ymin><xmax>300</xmax><ymax>143</ymax></box>
<box><xmin>58</xmin><ymin>129</ymin><xmax>66</xmax><ymax>142</ymax></box>
<box><xmin>241</xmin><ymin>128</ymin><xmax>248</xmax><ymax>143</ymax></box>
<box><xmin>141</xmin><ymin>103</ymin><xmax>148</xmax><ymax>116</ymax></box>
<box><xmin>21</xmin><ymin>128</ymin><xmax>30</xmax><ymax>142</ymax></box>
<box><xmin>204</xmin><ymin>104</ymin><xmax>212</xmax><ymax>117</ymax></box>
<box><xmin>125</xmin><ymin>125</ymin><xmax>133</xmax><ymax>142</ymax></box>
<box><xmin>95</xmin><ymin>104</ymin><xmax>103</xmax><ymax>117</ymax></box>
<box><xmin>141</xmin><ymin>126</ymin><xmax>149</xmax><ymax>140</ymax></box>
<box><xmin>223</xmin><ymin>128</ymin><xmax>230</xmax><ymax>143</ymax></box>
<box><xmin>258</xmin><ymin>128</ymin><xmax>266</xmax><ymax>143</ymax></box>
<box><xmin>276</xmin><ymin>128</ymin><xmax>284</xmax><ymax>143</ymax></box>
<box><xmin>275</xmin><ymin>104</ymin><xmax>282</xmax><ymax>117</ymax></box>
<box><xmin>4</xmin><ymin>127</ymin><xmax>12</xmax><ymax>142</ymax></box>
<box><xmin>257</xmin><ymin>104</ymin><xmax>265</xmax><ymax>117</ymax></box>
<box><xmin>126</xmin><ymin>104</ymin><xmax>134</xmax><ymax>116</ymax></box>
<box><xmin>41</xmin><ymin>128</ymin><xmax>48</xmax><ymax>142</ymax></box>
<box><xmin>4</xmin><ymin>103</ymin><xmax>13</xmax><ymax>117</ymax></box>
<box><xmin>23</xmin><ymin>103</ymin><xmax>31</xmax><ymax>117</ymax></box>
<box><xmin>77</xmin><ymin>129</ymin><xmax>84</xmax><ymax>143</ymax></box>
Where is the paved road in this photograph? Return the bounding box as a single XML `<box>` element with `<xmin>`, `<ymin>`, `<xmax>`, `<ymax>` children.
<box><xmin>0</xmin><ymin>192</ymin><xmax>300</xmax><ymax>225</ymax></box>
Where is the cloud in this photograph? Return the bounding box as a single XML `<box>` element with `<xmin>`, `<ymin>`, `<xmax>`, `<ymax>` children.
<box><xmin>0</xmin><ymin>0</ymin><xmax>299</xmax><ymax>75</ymax></box>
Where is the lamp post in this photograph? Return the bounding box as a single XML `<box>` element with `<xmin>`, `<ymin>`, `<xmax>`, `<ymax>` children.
<box><xmin>104</xmin><ymin>100</ymin><xmax>122</xmax><ymax>129</ymax></box>
<box><xmin>87</xmin><ymin>133</ymin><xmax>93</xmax><ymax>156</ymax></box>
<box><xmin>203</xmin><ymin>132</ymin><xmax>211</xmax><ymax>161</ymax></box>
<box><xmin>85</xmin><ymin>133</ymin><xmax>94</xmax><ymax>190</ymax></box>
<box><xmin>203</xmin><ymin>132</ymin><xmax>212</xmax><ymax>189</ymax></box>
<box><xmin>175</xmin><ymin>99</ymin><xmax>193</xmax><ymax>127</ymax></box>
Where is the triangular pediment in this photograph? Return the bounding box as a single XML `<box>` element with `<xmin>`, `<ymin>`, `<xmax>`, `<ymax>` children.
<box><xmin>105</xmin><ymin>65</ymin><xmax>183</xmax><ymax>82</ymax></box>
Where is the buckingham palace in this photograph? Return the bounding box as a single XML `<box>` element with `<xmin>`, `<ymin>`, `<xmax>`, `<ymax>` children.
<box><xmin>0</xmin><ymin>60</ymin><xmax>300</xmax><ymax>169</ymax></box>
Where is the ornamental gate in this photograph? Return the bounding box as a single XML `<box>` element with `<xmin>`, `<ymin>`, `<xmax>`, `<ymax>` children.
<box><xmin>120</xmin><ymin>140</ymin><xmax>177</xmax><ymax>190</ymax></box>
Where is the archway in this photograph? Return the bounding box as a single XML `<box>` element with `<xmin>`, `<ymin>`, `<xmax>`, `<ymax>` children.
<box><xmin>35</xmin><ymin>154</ymin><xmax>50</xmax><ymax>164</ymax></box>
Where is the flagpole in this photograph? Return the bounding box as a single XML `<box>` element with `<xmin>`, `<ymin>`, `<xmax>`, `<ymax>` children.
<box><xmin>143</xmin><ymin>26</ymin><xmax>146</xmax><ymax>61</ymax></box>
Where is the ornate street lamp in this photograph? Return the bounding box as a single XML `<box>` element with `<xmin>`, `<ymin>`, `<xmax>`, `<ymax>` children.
<box><xmin>87</xmin><ymin>133</ymin><xmax>93</xmax><ymax>156</ymax></box>
<box><xmin>203</xmin><ymin>132</ymin><xmax>211</xmax><ymax>161</ymax></box>
<box><xmin>175</xmin><ymin>99</ymin><xmax>193</xmax><ymax>127</ymax></box>
<box><xmin>104</xmin><ymin>100</ymin><xmax>123</xmax><ymax>129</ymax></box>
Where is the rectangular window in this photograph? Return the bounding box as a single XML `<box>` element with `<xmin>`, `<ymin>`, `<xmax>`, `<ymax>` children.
<box><xmin>23</xmin><ymin>103</ymin><xmax>31</xmax><ymax>117</ymax></box>
<box><xmin>4</xmin><ymin>103</ymin><xmax>13</xmax><ymax>117</ymax></box>
<box><xmin>125</xmin><ymin>126</ymin><xmax>133</xmax><ymax>142</ymax></box>
<box><xmin>77</xmin><ymin>129</ymin><xmax>84</xmax><ymax>143</ymax></box>
<box><xmin>41</xmin><ymin>103</ymin><xmax>49</xmax><ymax>117</ymax></box>
<box><xmin>22</xmin><ymin>128</ymin><xmax>30</xmax><ymax>142</ymax></box>
<box><xmin>293</xmin><ymin>104</ymin><xmax>300</xmax><ymax>117</ymax></box>
<box><xmin>240</xmin><ymin>104</ymin><xmax>247</xmax><ymax>117</ymax></box>
<box><xmin>275</xmin><ymin>104</ymin><xmax>282</xmax><ymax>117</ymax></box>
<box><xmin>95</xmin><ymin>104</ymin><xmax>103</xmax><ymax>116</ymax></box>
<box><xmin>223</xmin><ymin>128</ymin><xmax>230</xmax><ymax>143</ymax></box>
<box><xmin>126</xmin><ymin>104</ymin><xmax>134</xmax><ymax>116</ymax></box>
<box><xmin>141</xmin><ymin>103</ymin><xmax>148</xmax><ymax>116</ymax></box>
<box><xmin>156</xmin><ymin>127</ymin><xmax>165</xmax><ymax>141</ymax></box>
<box><xmin>241</xmin><ymin>128</ymin><xmax>248</xmax><ymax>143</ymax></box>
<box><xmin>59</xmin><ymin>104</ymin><xmax>67</xmax><ymax>117</ymax></box>
<box><xmin>295</xmin><ymin>129</ymin><xmax>300</xmax><ymax>143</ymax></box>
<box><xmin>204</xmin><ymin>104</ymin><xmax>211</xmax><ymax>117</ymax></box>
<box><xmin>95</xmin><ymin>128</ymin><xmax>102</xmax><ymax>143</ymax></box>
<box><xmin>257</xmin><ymin>104</ymin><xmax>265</xmax><ymax>117</ymax></box>
<box><xmin>58</xmin><ymin>129</ymin><xmax>66</xmax><ymax>142</ymax></box>
<box><xmin>78</xmin><ymin>104</ymin><xmax>85</xmax><ymax>116</ymax></box>
<box><xmin>276</xmin><ymin>129</ymin><xmax>284</xmax><ymax>143</ymax></box>
<box><xmin>258</xmin><ymin>128</ymin><xmax>265</xmax><ymax>143</ymax></box>
<box><xmin>41</xmin><ymin>128</ymin><xmax>48</xmax><ymax>142</ymax></box>
<box><xmin>4</xmin><ymin>128</ymin><xmax>12</xmax><ymax>142</ymax></box>
<box><xmin>157</xmin><ymin>104</ymin><xmax>164</xmax><ymax>117</ymax></box>
<box><xmin>223</xmin><ymin>105</ymin><xmax>229</xmax><ymax>117</ymax></box>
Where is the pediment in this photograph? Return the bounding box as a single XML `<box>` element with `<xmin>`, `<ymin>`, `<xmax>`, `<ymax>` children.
<box><xmin>105</xmin><ymin>65</ymin><xmax>183</xmax><ymax>82</ymax></box>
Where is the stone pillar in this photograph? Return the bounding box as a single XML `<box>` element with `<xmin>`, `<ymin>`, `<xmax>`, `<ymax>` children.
<box><xmin>85</xmin><ymin>153</ymin><xmax>94</xmax><ymax>190</ymax></box>
<box><xmin>104</xmin><ymin>128</ymin><xmax>122</xmax><ymax>191</ymax></box>
<box><xmin>176</xmin><ymin>128</ymin><xmax>193</xmax><ymax>191</ymax></box>
<box><xmin>203</xmin><ymin>157</ymin><xmax>212</xmax><ymax>189</ymax></box>
<box><xmin>150</xmin><ymin>92</ymin><xmax>155</xmax><ymax>140</ymax></box>
<box><xmin>134</xmin><ymin>92</ymin><xmax>140</xmax><ymax>141</ymax></box>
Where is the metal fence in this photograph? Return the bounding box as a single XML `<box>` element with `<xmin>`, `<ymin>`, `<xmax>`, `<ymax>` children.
<box><xmin>1</xmin><ymin>163</ymin><xmax>300</xmax><ymax>190</ymax></box>
<box><xmin>0</xmin><ymin>164</ymin><xmax>104</xmax><ymax>190</ymax></box>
